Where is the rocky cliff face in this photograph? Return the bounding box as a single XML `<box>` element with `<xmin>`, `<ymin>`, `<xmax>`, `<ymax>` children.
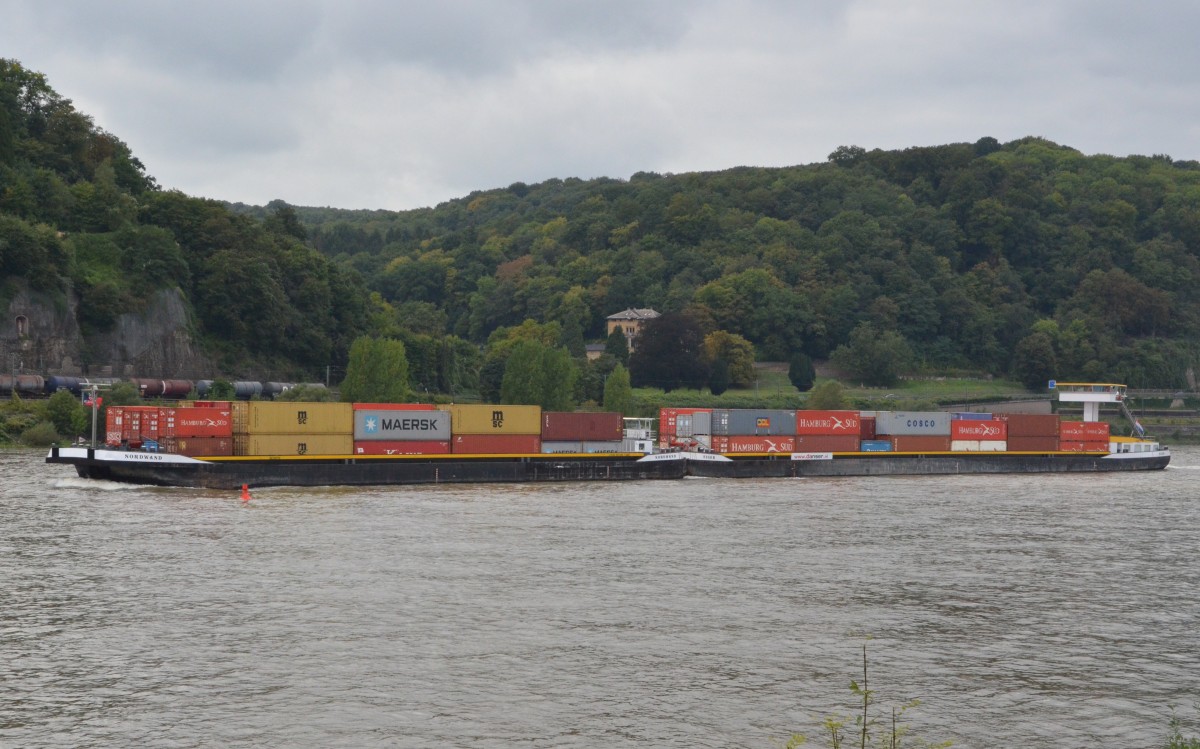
<box><xmin>1</xmin><ymin>283</ymin><xmax>213</xmax><ymax>378</ymax></box>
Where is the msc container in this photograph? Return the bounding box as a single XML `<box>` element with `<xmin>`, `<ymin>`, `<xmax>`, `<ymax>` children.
<box><xmin>995</xmin><ymin>413</ymin><xmax>1060</xmax><ymax>438</ymax></box>
<box><xmin>540</xmin><ymin>412</ymin><xmax>623</xmax><ymax>441</ymax></box>
<box><xmin>859</xmin><ymin>439</ymin><xmax>892</xmax><ymax>452</ymax></box>
<box><xmin>450</xmin><ymin>434</ymin><xmax>541</xmax><ymax>454</ymax></box>
<box><xmin>354</xmin><ymin>409</ymin><xmax>451</xmax><ymax>441</ymax></box>
<box><xmin>875</xmin><ymin>411</ymin><xmax>951</xmax><ymax>436</ymax></box>
<box><xmin>352</xmin><ymin>402</ymin><xmax>437</xmax><ymax>411</ymax></box>
<box><xmin>233</xmin><ymin>433</ymin><xmax>353</xmax><ymax>456</ymax></box>
<box><xmin>659</xmin><ymin>407</ymin><xmax>712</xmax><ymax>436</ymax></box>
<box><xmin>711</xmin><ymin>409</ymin><xmax>797</xmax><ymax>436</ymax></box>
<box><xmin>244</xmin><ymin>402</ymin><xmax>352</xmax><ymax>435</ymax></box>
<box><xmin>160</xmin><ymin>436</ymin><xmax>234</xmax><ymax>457</ymax></box>
<box><xmin>859</xmin><ymin>416</ymin><xmax>877</xmax><ymax>440</ymax></box>
<box><xmin>449</xmin><ymin>404</ymin><xmax>541</xmax><ymax>435</ymax></box>
<box><xmin>159</xmin><ymin>406</ymin><xmax>233</xmax><ymax>438</ymax></box>
<box><xmin>891</xmin><ymin>435</ymin><xmax>952</xmax><ymax>452</ymax></box>
<box><xmin>1060</xmin><ymin>421</ymin><xmax>1110</xmax><ymax>439</ymax></box>
<box><xmin>1006</xmin><ymin>436</ymin><xmax>1060</xmax><ymax>452</ymax></box>
<box><xmin>795</xmin><ymin>410</ymin><xmax>861</xmax><ymax>435</ymax></box>
<box><xmin>711</xmin><ymin>435</ymin><xmax>797</xmax><ymax>453</ymax></box>
<box><xmin>792</xmin><ymin>434</ymin><xmax>860</xmax><ymax>451</ymax></box>
<box><xmin>1059</xmin><ymin>441</ymin><xmax>1110</xmax><ymax>453</ymax></box>
<box><xmin>353</xmin><ymin>440</ymin><xmax>450</xmax><ymax>455</ymax></box>
<box><xmin>950</xmin><ymin>419</ymin><xmax>1007</xmax><ymax>440</ymax></box>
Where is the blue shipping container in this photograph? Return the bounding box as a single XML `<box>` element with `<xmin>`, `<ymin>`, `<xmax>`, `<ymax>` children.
<box><xmin>860</xmin><ymin>440</ymin><xmax>893</xmax><ymax>452</ymax></box>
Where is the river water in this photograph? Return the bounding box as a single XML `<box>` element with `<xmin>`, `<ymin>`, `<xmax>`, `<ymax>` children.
<box><xmin>3</xmin><ymin>447</ymin><xmax>1198</xmax><ymax>748</ymax></box>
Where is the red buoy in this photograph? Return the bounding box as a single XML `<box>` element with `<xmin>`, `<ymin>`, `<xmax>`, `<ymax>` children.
<box><xmin>241</xmin><ymin>483</ymin><xmax>251</xmax><ymax>502</ymax></box>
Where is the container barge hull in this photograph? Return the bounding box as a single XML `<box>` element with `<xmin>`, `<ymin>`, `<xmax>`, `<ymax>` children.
<box><xmin>686</xmin><ymin>451</ymin><xmax>1170</xmax><ymax>478</ymax></box>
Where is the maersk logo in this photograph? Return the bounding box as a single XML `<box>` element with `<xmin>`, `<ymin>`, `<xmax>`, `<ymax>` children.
<box><xmin>363</xmin><ymin>415</ymin><xmax>440</xmax><ymax>433</ymax></box>
<box><xmin>364</xmin><ymin>416</ymin><xmax>380</xmax><ymax>434</ymax></box>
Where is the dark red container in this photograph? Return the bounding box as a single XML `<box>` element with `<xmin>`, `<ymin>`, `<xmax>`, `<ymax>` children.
<box><xmin>795</xmin><ymin>410</ymin><xmax>860</xmax><ymax>435</ymax></box>
<box><xmin>195</xmin><ymin>400</ymin><xmax>232</xmax><ymax>409</ymax></box>
<box><xmin>351</xmin><ymin>403</ymin><xmax>437</xmax><ymax>411</ymax></box>
<box><xmin>995</xmin><ymin>413</ymin><xmax>1060</xmax><ymax>437</ymax></box>
<box><xmin>1007</xmin><ymin>436</ymin><xmax>1060</xmax><ymax>451</ymax></box>
<box><xmin>1059</xmin><ymin>441</ymin><xmax>1109</xmax><ymax>453</ymax></box>
<box><xmin>711</xmin><ymin>435</ymin><xmax>797</xmax><ymax>453</ymax></box>
<box><xmin>160</xmin><ymin>406</ymin><xmax>233</xmax><ymax>438</ymax></box>
<box><xmin>1060</xmin><ymin>421</ymin><xmax>1110</xmax><ymax>439</ymax></box>
<box><xmin>792</xmin><ymin>434</ymin><xmax>860</xmax><ymax>451</ymax></box>
<box><xmin>951</xmin><ymin>419</ymin><xmax>1007</xmax><ymax>440</ymax></box>
<box><xmin>891</xmin><ymin>436</ymin><xmax>952</xmax><ymax>452</ymax></box>
<box><xmin>354</xmin><ymin>440</ymin><xmax>450</xmax><ymax>455</ymax></box>
<box><xmin>159</xmin><ymin>436</ymin><xmax>233</xmax><ymax>456</ymax></box>
<box><xmin>859</xmin><ymin>416</ymin><xmax>876</xmax><ymax>440</ymax></box>
<box><xmin>541</xmin><ymin>411</ymin><xmax>623</xmax><ymax>441</ymax></box>
<box><xmin>451</xmin><ymin>434</ymin><xmax>541</xmax><ymax>454</ymax></box>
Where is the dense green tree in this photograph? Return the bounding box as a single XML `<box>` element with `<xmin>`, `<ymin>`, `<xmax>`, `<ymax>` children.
<box><xmin>604</xmin><ymin>327</ymin><xmax>630</xmax><ymax>364</ymax></box>
<box><xmin>340</xmin><ymin>336</ymin><xmax>412</xmax><ymax>403</ymax></box>
<box><xmin>45</xmin><ymin>389</ymin><xmax>87</xmax><ymax>437</ymax></box>
<box><xmin>602</xmin><ymin>363</ymin><xmax>633</xmax><ymax>415</ymax></box>
<box><xmin>788</xmin><ymin>352</ymin><xmax>816</xmax><ymax>392</ymax></box>
<box><xmin>1012</xmin><ymin>331</ymin><xmax>1058</xmax><ymax>391</ymax></box>
<box><xmin>805</xmin><ymin>380</ymin><xmax>847</xmax><ymax>409</ymax></box>
<box><xmin>702</xmin><ymin>330</ymin><xmax>755</xmax><ymax>386</ymax></box>
<box><xmin>830</xmin><ymin>323</ymin><xmax>913</xmax><ymax>387</ymax></box>
<box><xmin>629</xmin><ymin>312</ymin><xmax>709</xmax><ymax>393</ymax></box>
<box><xmin>707</xmin><ymin>358</ymin><xmax>731</xmax><ymax>396</ymax></box>
<box><xmin>499</xmin><ymin>339</ymin><xmax>577</xmax><ymax>409</ymax></box>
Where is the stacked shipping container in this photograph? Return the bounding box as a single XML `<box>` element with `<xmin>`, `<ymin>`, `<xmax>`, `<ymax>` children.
<box><xmin>352</xmin><ymin>403</ymin><xmax>449</xmax><ymax>455</ymax></box>
<box><xmin>232</xmin><ymin>402</ymin><xmax>353</xmax><ymax>456</ymax></box>
<box><xmin>996</xmin><ymin>413</ymin><xmax>1060</xmax><ymax>451</ymax></box>
<box><xmin>449</xmin><ymin>404</ymin><xmax>541</xmax><ymax>454</ymax></box>
<box><xmin>1059</xmin><ymin>420</ymin><xmax>1110</xmax><ymax>452</ymax></box>
<box><xmin>540</xmin><ymin>411</ymin><xmax>624</xmax><ymax>453</ymax></box>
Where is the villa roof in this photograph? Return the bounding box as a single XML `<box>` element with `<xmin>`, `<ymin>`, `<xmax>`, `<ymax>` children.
<box><xmin>606</xmin><ymin>308</ymin><xmax>660</xmax><ymax>321</ymax></box>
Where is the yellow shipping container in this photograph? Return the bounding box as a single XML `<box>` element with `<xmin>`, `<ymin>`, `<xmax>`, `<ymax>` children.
<box><xmin>233</xmin><ymin>433</ymin><xmax>354</xmax><ymax>456</ymax></box>
<box><xmin>231</xmin><ymin>401</ymin><xmax>249</xmax><ymax>433</ymax></box>
<box><xmin>243</xmin><ymin>401</ymin><xmax>353</xmax><ymax>435</ymax></box>
<box><xmin>448</xmin><ymin>404</ymin><xmax>542</xmax><ymax>434</ymax></box>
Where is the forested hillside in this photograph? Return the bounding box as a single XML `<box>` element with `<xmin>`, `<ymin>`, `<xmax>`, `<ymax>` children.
<box><xmin>5</xmin><ymin>57</ymin><xmax>1200</xmax><ymax>395</ymax></box>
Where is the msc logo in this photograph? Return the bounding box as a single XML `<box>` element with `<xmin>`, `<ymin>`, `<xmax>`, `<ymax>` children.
<box><xmin>492</xmin><ymin>410</ymin><xmax>504</xmax><ymax>429</ymax></box>
<box><xmin>297</xmin><ymin>410</ymin><xmax>308</xmax><ymax>425</ymax></box>
<box><xmin>297</xmin><ymin>442</ymin><xmax>308</xmax><ymax>455</ymax></box>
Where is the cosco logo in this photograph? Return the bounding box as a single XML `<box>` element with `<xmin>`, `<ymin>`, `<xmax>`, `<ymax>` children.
<box><xmin>906</xmin><ymin>419</ymin><xmax>938</xmax><ymax>428</ymax></box>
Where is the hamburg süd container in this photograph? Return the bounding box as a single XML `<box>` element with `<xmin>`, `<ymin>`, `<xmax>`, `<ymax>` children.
<box><xmin>890</xmin><ymin>435</ymin><xmax>952</xmax><ymax>452</ymax></box>
<box><xmin>994</xmin><ymin>413</ymin><xmax>1060</xmax><ymax>438</ymax></box>
<box><xmin>711</xmin><ymin>435</ymin><xmax>797</xmax><ymax>453</ymax></box>
<box><xmin>875</xmin><ymin>411</ymin><xmax>951</xmax><ymax>436</ymax></box>
<box><xmin>353</xmin><ymin>409</ymin><xmax>451</xmax><ymax>441</ymax></box>
<box><xmin>950</xmin><ymin>419</ymin><xmax>1007</xmax><ymax>440</ymax></box>
<box><xmin>795</xmin><ymin>410</ymin><xmax>861</xmax><ymax>435</ymax></box>
<box><xmin>159</xmin><ymin>436</ymin><xmax>234</xmax><ymax>457</ymax></box>
<box><xmin>950</xmin><ymin>440</ymin><xmax>1007</xmax><ymax>452</ymax></box>
<box><xmin>159</xmin><ymin>407</ymin><xmax>233</xmax><ymax>438</ymax></box>
<box><xmin>244</xmin><ymin>402</ymin><xmax>353</xmax><ymax>435</ymax></box>
<box><xmin>1060</xmin><ymin>421</ymin><xmax>1110</xmax><ymax>439</ymax></box>
<box><xmin>449</xmin><ymin>404</ymin><xmax>541</xmax><ymax>435</ymax></box>
<box><xmin>234</xmin><ymin>433</ymin><xmax>354</xmax><ymax>456</ymax></box>
<box><xmin>540</xmin><ymin>411</ymin><xmax>623</xmax><ymax>441</ymax></box>
<box><xmin>711</xmin><ymin>409</ymin><xmax>797</xmax><ymax>436</ymax></box>
<box><xmin>451</xmin><ymin>434</ymin><xmax>541</xmax><ymax>454</ymax></box>
<box><xmin>353</xmin><ymin>440</ymin><xmax>450</xmax><ymax>455</ymax></box>
<box><xmin>1059</xmin><ymin>441</ymin><xmax>1110</xmax><ymax>452</ymax></box>
<box><xmin>792</xmin><ymin>434</ymin><xmax>860</xmax><ymax>452</ymax></box>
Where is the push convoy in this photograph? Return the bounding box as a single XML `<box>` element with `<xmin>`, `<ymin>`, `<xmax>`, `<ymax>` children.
<box><xmin>46</xmin><ymin>383</ymin><xmax>1170</xmax><ymax>488</ymax></box>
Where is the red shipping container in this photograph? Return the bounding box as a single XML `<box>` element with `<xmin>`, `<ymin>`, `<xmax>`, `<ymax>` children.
<box><xmin>659</xmin><ymin>407</ymin><xmax>711</xmax><ymax>436</ymax></box>
<box><xmin>354</xmin><ymin>440</ymin><xmax>451</xmax><ymax>455</ymax></box>
<box><xmin>793</xmin><ymin>434</ymin><xmax>860</xmax><ymax>451</ymax></box>
<box><xmin>351</xmin><ymin>403</ymin><xmax>437</xmax><ymax>411</ymax></box>
<box><xmin>160</xmin><ymin>407</ymin><xmax>233</xmax><ymax>438</ymax></box>
<box><xmin>451</xmin><ymin>434</ymin><xmax>541</xmax><ymax>454</ymax></box>
<box><xmin>711</xmin><ymin>435</ymin><xmax>797</xmax><ymax>453</ymax></box>
<box><xmin>859</xmin><ymin>416</ymin><xmax>876</xmax><ymax>440</ymax></box>
<box><xmin>194</xmin><ymin>400</ymin><xmax>232</xmax><ymax>409</ymax></box>
<box><xmin>891</xmin><ymin>436</ymin><xmax>952</xmax><ymax>452</ymax></box>
<box><xmin>994</xmin><ymin>413</ymin><xmax>1060</xmax><ymax>437</ymax></box>
<box><xmin>1059</xmin><ymin>441</ymin><xmax>1110</xmax><ymax>453</ymax></box>
<box><xmin>951</xmin><ymin>419</ymin><xmax>1007</xmax><ymax>440</ymax></box>
<box><xmin>159</xmin><ymin>436</ymin><xmax>234</xmax><ymax>457</ymax></box>
<box><xmin>541</xmin><ymin>411</ymin><xmax>623</xmax><ymax>441</ymax></box>
<box><xmin>1060</xmin><ymin>421</ymin><xmax>1110</xmax><ymax>439</ymax></box>
<box><xmin>795</xmin><ymin>410</ymin><xmax>861</xmax><ymax>435</ymax></box>
<box><xmin>105</xmin><ymin>407</ymin><xmax>124</xmax><ymax>446</ymax></box>
<box><xmin>1007</xmin><ymin>436</ymin><xmax>1060</xmax><ymax>451</ymax></box>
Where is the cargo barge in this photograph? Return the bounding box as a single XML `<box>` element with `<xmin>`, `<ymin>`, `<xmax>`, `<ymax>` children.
<box><xmin>46</xmin><ymin>383</ymin><xmax>1170</xmax><ymax>488</ymax></box>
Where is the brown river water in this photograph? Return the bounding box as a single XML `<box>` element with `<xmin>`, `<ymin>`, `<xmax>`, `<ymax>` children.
<box><xmin>3</xmin><ymin>447</ymin><xmax>1199</xmax><ymax>748</ymax></box>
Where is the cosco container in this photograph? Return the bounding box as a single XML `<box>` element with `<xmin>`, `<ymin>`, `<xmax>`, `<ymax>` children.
<box><xmin>353</xmin><ymin>440</ymin><xmax>450</xmax><ymax>455</ymax></box>
<box><xmin>994</xmin><ymin>413</ymin><xmax>1060</xmax><ymax>438</ymax></box>
<box><xmin>859</xmin><ymin>439</ymin><xmax>892</xmax><ymax>452</ymax></box>
<box><xmin>354</xmin><ymin>409</ymin><xmax>451</xmax><ymax>441</ymax></box>
<box><xmin>160</xmin><ymin>406</ymin><xmax>233</xmax><ymax>438</ymax></box>
<box><xmin>449</xmin><ymin>404</ymin><xmax>541</xmax><ymax>435</ymax></box>
<box><xmin>950</xmin><ymin>419</ymin><xmax>1007</xmax><ymax>440</ymax></box>
<box><xmin>890</xmin><ymin>435</ymin><xmax>952</xmax><ymax>451</ymax></box>
<box><xmin>450</xmin><ymin>434</ymin><xmax>541</xmax><ymax>454</ymax></box>
<box><xmin>711</xmin><ymin>435</ymin><xmax>797</xmax><ymax>453</ymax></box>
<box><xmin>711</xmin><ymin>409</ymin><xmax>797</xmax><ymax>436</ymax></box>
<box><xmin>159</xmin><ymin>436</ymin><xmax>234</xmax><ymax>457</ymax></box>
<box><xmin>795</xmin><ymin>410</ymin><xmax>860</xmax><ymax>435</ymax></box>
<box><xmin>1006</xmin><ymin>436</ymin><xmax>1060</xmax><ymax>451</ymax></box>
<box><xmin>1059</xmin><ymin>441</ymin><xmax>1110</xmax><ymax>452</ymax></box>
<box><xmin>1060</xmin><ymin>421</ymin><xmax>1110</xmax><ymax>439</ymax></box>
<box><xmin>244</xmin><ymin>402</ymin><xmax>353</xmax><ymax>435</ymax></box>
<box><xmin>792</xmin><ymin>434</ymin><xmax>860</xmax><ymax>451</ymax></box>
<box><xmin>233</xmin><ymin>433</ymin><xmax>353</xmax><ymax>456</ymax></box>
<box><xmin>541</xmin><ymin>412</ymin><xmax>623</xmax><ymax>441</ymax></box>
<box><xmin>874</xmin><ymin>411</ymin><xmax>951</xmax><ymax>436</ymax></box>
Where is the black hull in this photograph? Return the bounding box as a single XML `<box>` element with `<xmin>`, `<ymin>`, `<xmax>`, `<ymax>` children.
<box><xmin>686</xmin><ymin>452</ymin><xmax>1171</xmax><ymax>478</ymax></box>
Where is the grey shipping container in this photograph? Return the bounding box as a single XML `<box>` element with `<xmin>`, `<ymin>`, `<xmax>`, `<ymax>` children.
<box><xmin>711</xmin><ymin>409</ymin><xmax>797</xmax><ymax>436</ymax></box>
<box><xmin>354</xmin><ymin>409</ymin><xmax>452</xmax><ymax>441</ymax></box>
<box><xmin>875</xmin><ymin>411</ymin><xmax>952</xmax><ymax>436</ymax></box>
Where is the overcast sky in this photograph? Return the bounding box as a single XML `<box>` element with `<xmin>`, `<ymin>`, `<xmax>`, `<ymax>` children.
<box><xmin>4</xmin><ymin>1</ymin><xmax>1198</xmax><ymax>210</ymax></box>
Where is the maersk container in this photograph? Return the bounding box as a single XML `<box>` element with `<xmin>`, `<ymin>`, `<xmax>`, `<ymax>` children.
<box><xmin>582</xmin><ymin>440</ymin><xmax>625</xmax><ymax>453</ymax></box>
<box><xmin>875</xmin><ymin>411</ymin><xmax>951</xmax><ymax>436</ymax></box>
<box><xmin>245</xmin><ymin>402</ymin><xmax>353</xmax><ymax>435</ymax></box>
<box><xmin>354</xmin><ymin>409</ymin><xmax>451</xmax><ymax>441</ymax></box>
<box><xmin>711</xmin><ymin>409</ymin><xmax>797</xmax><ymax>436</ymax></box>
<box><xmin>353</xmin><ymin>440</ymin><xmax>450</xmax><ymax>455</ymax></box>
<box><xmin>950</xmin><ymin>419</ymin><xmax>1007</xmax><ymax>440</ymax></box>
<box><xmin>541</xmin><ymin>412</ymin><xmax>623</xmax><ymax>441</ymax></box>
<box><xmin>541</xmin><ymin>440</ymin><xmax>585</xmax><ymax>453</ymax></box>
<box><xmin>451</xmin><ymin>434</ymin><xmax>541</xmax><ymax>454</ymax></box>
<box><xmin>234</xmin><ymin>433</ymin><xmax>353</xmax><ymax>456</ymax></box>
<box><xmin>449</xmin><ymin>404</ymin><xmax>541</xmax><ymax>435</ymax></box>
<box><xmin>859</xmin><ymin>439</ymin><xmax>892</xmax><ymax>452</ymax></box>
